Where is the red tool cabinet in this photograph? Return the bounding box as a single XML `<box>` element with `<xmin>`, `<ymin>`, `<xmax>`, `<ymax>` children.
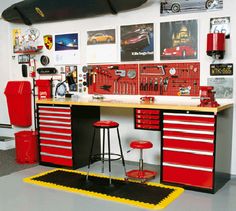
<box><xmin>160</xmin><ymin>110</ymin><xmax>232</xmax><ymax>193</ymax></box>
<box><xmin>38</xmin><ymin>105</ymin><xmax>73</xmax><ymax>167</ymax></box>
<box><xmin>135</xmin><ymin>108</ymin><xmax>161</xmax><ymax>130</ymax></box>
<box><xmin>37</xmin><ymin>104</ymin><xmax>100</xmax><ymax>169</ymax></box>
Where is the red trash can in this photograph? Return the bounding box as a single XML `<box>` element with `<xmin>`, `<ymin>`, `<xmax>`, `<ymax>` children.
<box><xmin>14</xmin><ymin>131</ymin><xmax>38</xmax><ymax>164</ymax></box>
<box><xmin>4</xmin><ymin>81</ymin><xmax>32</xmax><ymax>127</ymax></box>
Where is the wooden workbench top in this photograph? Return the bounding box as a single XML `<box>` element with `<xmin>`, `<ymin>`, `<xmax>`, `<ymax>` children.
<box><xmin>36</xmin><ymin>98</ymin><xmax>233</xmax><ymax>113</ymax></box>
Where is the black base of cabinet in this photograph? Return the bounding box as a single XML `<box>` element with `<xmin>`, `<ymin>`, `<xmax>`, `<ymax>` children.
<box><xmin>71</xmin><ymin>106</ymin><xmax>100</xmax><ymax>169</ymax></box>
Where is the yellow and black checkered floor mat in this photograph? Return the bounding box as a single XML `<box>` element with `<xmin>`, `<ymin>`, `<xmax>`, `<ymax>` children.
<box><xmin>24</xmin><ymin>169</ymin><xmax>184</xmax><ymax>209</ymax></box>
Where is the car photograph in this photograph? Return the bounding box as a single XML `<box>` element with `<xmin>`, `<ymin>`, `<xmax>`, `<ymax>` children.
<box><xmin>121</xmin><ymin>31</ymin><xmax>150</xmax><ymax>51</ymax></box>
<box><xmin>87</xmin><ymin>32</ymin><xmax>115</xmax><ymax>45</ymax></box>
<box><xmin>162</xmin><ymin>45</ymin><xmax>197</xmax><ymax>58</ymax></box>
<box><xmin>161</xmin><ymin>0</ymin><xmax>223</xmax><ymax>14</ymax></box>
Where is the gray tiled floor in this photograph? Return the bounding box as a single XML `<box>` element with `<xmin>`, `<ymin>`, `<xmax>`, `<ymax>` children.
<box><xmin>0</xmin><ymin>162</ymin><xmax>235</xmax><ymax>211</ymax></box>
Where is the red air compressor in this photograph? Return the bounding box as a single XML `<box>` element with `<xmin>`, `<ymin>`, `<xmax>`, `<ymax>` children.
<box><xmin>207</xmin><ymin>33</ymin><xmax>225</xmax><ymax>59</ymax></box>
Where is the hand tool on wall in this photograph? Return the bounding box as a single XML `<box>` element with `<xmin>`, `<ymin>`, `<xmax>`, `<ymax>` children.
<box><xmin>172</xmin><ymin>80</ymin><xmax>187</xmax><ymax>84</ymax></box>
<box><xmin>163</xmin><ymin>77</ymin><xmax>169</xmax><ymax>92</ymax></box>
<box><xmin>133</xmin><ymin>83</ymin><xmax>136</xmax><ymax>95</ymax></box>
<box><xmin>141</xmin><ymin>65</ymin><xmax>166</xmax><ymax>75</ymax></box>
<box><xmin>90</xmin><ymin>72</ymin><xmax>97</xmax><ymax>92</ymax></box>
<box><xmin>154</xmin><ymin>78</ymin><xmax>158</xmax><ymax>91</ymax></box>
<box><xmin>193</xmin><ymin>80</ymin><xmax>197</xmax><ymax>94</ymax></box>
<box><xmin>149</xmin><ymin>78</ymin><xmax>153</xmax><ymax>91</ymax></box>
<box><xmin>140</xmin><ymin>79</ymin><xmax>144</xmax><ymax>91</ymax></box>
<box><xmin>100</xmin><ymin>85</ymin><xmax>111</xmax><ymax>92</ymax></box>
<box><xmin>144</xmin><ymin>77</ymin><xmax>148</xmax><ymax>91</ymax></box>
<box><xmin>160</xmin><ymin>77</ymin><xmax>163</xmax><ymax>95</ymax></box>
<box><xmin>107</xmin><ymin>65</ymin><xmax>119</xmax><ymax>70</ymax></box>
<box><xmin>115</xmin><ymin>69</ymin><xmax>126</xmax><ymax>77</ymax></box>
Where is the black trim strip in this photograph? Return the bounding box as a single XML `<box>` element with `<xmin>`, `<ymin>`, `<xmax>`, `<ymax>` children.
<box><xmin>107</xmin><ymin>0</ymin><xmax>117</xmax><ymax>14</ymax></box>
<box><xmin>14</xmin><ymin>6</ymin><xmax>32</xmax><ymax>25</ymax></box>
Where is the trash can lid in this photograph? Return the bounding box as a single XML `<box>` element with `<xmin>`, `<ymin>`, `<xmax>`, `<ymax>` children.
<box><xmin>4</xmin><ymin>81</ymin><xmax>31</xmax><ymax>95</ymax></box>
<box><xmin>15</xmin><ymin>130</ymin><xmax>37</xmax><ymax>137</ymax></box>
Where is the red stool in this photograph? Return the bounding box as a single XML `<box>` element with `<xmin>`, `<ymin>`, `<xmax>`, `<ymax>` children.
<box><xmin>126</xmin><ymin>140</ymin><xmax>157</xmax><ymax>183</ymax></box>
<box><xmin>86</xmin><ymin>120</ymin><xmax>126</xmax><ymax>185</ymax></box>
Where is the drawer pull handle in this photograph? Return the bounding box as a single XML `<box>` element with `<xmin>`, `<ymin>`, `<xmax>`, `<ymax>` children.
<box><xmin>40</xmin><ymin>152</ymin><xmax>72</xmax><ymax>159</ymax></box>
<box><xmin>163</xmin><ymin>162</ymin><xmax>213</xmax><ymax>172</ymax></box>
<box><xmin>163</xmin><ymin>147</ymin><xmax>213</xmax><ymax>156</ymax></box>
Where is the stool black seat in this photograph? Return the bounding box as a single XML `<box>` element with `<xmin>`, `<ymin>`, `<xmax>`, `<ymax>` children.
<box><xmin>86</xmin><ymin>120</ymin><xmax>126</xmax><ymax>185</ymax></box>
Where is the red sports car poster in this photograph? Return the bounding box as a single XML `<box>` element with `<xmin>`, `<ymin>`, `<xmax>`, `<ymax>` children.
<box><xmin>160</xmin><ymin>19</ymin><xmax>198</xmax><ymax>60</ymax></box>
<box><xmin>120</xmin><ymin>23</ymin><xmax>154</xmax><ymax>61</ymax></box>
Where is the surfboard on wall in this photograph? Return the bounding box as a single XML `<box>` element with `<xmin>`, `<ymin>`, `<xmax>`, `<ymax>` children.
<box><xmin>2</xmin><ymin>0</ymin><xmax>148</xmax><ymax>25</ymax></box>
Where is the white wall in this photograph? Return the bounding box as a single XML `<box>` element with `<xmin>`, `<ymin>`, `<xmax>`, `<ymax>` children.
<box><xmin>0</xmin><ymin>0</ymin><xmax>236</xmax><ymax>173</ymax></box>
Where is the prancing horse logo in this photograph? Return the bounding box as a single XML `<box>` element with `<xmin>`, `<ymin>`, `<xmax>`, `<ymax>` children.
<box><xmin>43</xmin><ymin>35</ymin><xmax>53</xmax><ymax>50</ymax></box>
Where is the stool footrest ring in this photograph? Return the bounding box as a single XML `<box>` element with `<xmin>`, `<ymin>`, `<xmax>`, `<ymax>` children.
<box><xmin>92</xmin><ymin>153</ymin><xmax>122</xmax><ymax>162</ymax></box>
<box><xmin>126</xmin><ymin>169</ymin><xmax>157</xmax><ymax>183</ymax></box>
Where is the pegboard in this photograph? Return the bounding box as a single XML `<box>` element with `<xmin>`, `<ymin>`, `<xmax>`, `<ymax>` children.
<box><xmin>87</xmin><ymin>62</ymin><xmax>200</xmax><ymax>96</ymax></box>
<box><xmin>88</xmin><ymin>64</ymin><xmax>139</xmax><ymax>95</ymax></box>
<box><xmin>139</xmin><ymin>62</ymin><xmax>200</xmax><ymax>96</ymax></box>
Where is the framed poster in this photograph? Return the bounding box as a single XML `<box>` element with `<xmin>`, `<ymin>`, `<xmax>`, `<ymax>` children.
<box><xmin>160</xmin><ymin>19</ymin><xmax>198</xmax><ymax>60</ymax></box>
<box><xmin>120</xmin><ymin>23</ymin><xmax>154</xmax><ymax>61</ymax></box>
<box><xmin>54</xmin><ymin>33</ymin><xmax>80</xmax><ymax>65</ymax></box>
<box><xmin>160</xmin><ymin>0</ymin><xmax>223</xmax><ymax>16</ymax></box>
<box><xmin>86</xmin><ymin>29</ymin><xmax>117</xmax><ymax>63</ymax></box>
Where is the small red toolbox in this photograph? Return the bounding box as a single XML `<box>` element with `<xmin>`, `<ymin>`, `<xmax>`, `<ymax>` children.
<box><xmin>35</xmin><ymin>79</ymin><xmax>52</xmax><ymax>100</ymax></box>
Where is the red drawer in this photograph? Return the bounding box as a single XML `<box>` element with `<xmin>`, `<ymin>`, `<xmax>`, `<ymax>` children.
<box><xmin>39</xmin><ymin>122</ymin><xmax>71</xmax><ymax>129</ymax></box>
<box><xmin>162</xmin><ymin>165</ymin><xmax>213</xmax><ymax>189</ymax></box>
<box><xmin>136</xmin><ymin>114</ymin><xmax>160</xmax><ymax>120</ymax></box>
<box><xmin>163</xmin><ymin>138</ymin><xmax>214</xmax><ymax>151</ymax></box>
<box><xmin>41</xmin><ymin>146</ymin><xmax>72</xmax><ymax>156</ymax></box>
<box><xmin>39</xmin><ymin>117</ymin><xmax>71</xmax><ymax>123</ymax></box>
<box><xmin>40</xmin><ymin>139</ymin><xmax>72</xmax><ymax>147</ymax></box>
<box><xmin>38</xmin><ymin>107</ymin><xmax>70</xmax><ymax>113</ymax></box>
<box><xmin>40</xmin><ymin>133</ymin><xmax>71</xmax><ymax>141</ymax></box>
<box><xmin>136</xmin><ymin>119</ymin><xmax>160</xmax><ymax>125</ymax></box>
<box><xmin>136</xmin><ymin>109</ymin><xmax>160</xmax><ymax>115</ymax></box>
<box><xmin>163</xmin><ymin>123</ymin><xmax>215</xmax><ymax>132</ymax></box>
<box><xmin>136</xmin><ymin>124</ymin><xmax>160</xmax><ymax>130</ymax></box>
<box><xmin>163</xmin><ymin>148</ymin><xmax>214</xmax><ymax>168</ymax></box>
<box><xmin>39</xmin><ymin>112</ymin><xmax>71</xmax><ymax>118</ymax></box>
<box><xmin>41</xmin><ymin>154</ymin><xmax>72</xmax><ymax>167</ymax></box>
<box><xmin>164</xmin><ymin>114</ymin><xmax>215</xmax><ymax>124</ymax></box>
<box><xmin>163</xmin><ymin>131</ymin><xmax>214</xmax><ymax>140</ymax></box>
<box><xmin>40</xmin><ymin>126</ymin><xmax>71</xmax><ymax>134</ymax></box>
